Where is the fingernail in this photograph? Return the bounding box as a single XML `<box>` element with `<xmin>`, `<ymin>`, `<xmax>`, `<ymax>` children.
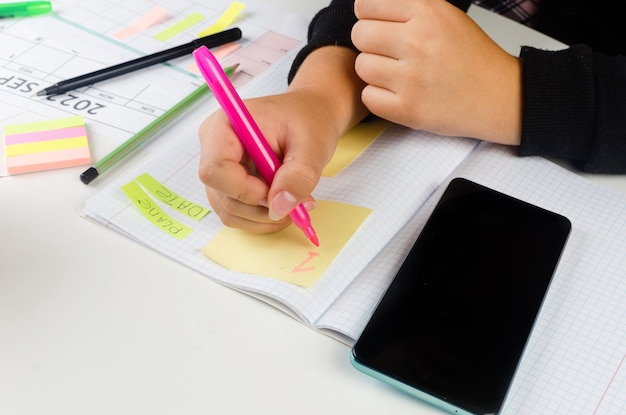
<box><xmin>269</xmin><ymin>191</ymin><xmax>298</xmax><ymax>221</ymax></box>
<box><xmin>303</xmin><ymin>200</ymin><xmax>316</xmax><ymax>211</ymax></box>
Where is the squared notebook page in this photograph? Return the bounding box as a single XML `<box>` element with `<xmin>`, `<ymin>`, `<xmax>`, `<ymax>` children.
<box><xmin>470</xmin><ymin>153</ymin><xmax>625</xmax><ymax>415</ymax></box>
<box><xmin>459</xmin><ymin>144</ymin><xmax>626</xmax><ymax>415</ymax></box>
<box><xmin>82</xmin><ymin>51</ymin><xmax>479</xmax><ymax>331</ymax></box>
<box><xmin>317</xmin><ymin>143</ymin><xmax>579</xmax><ymax>339</ymax></box>
<box><xmin>318</xmin><ymin>143</ymin><xmax>626</xmax><ymax>410</ymax></box>
<box><xmin>353</xmin><ymin>142</ymin><xmax>626</xmax><ymax>412</ymax></box>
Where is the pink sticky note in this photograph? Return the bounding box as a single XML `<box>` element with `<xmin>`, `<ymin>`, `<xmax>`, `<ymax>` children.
<box><xmin>113</xmin><ymin>6</ymin><xmax>170</xmax><ymax>40</ymax></box>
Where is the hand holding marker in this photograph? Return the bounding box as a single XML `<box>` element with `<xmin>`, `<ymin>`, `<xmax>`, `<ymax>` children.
<box><xmin>193</xmin><ymin>46</ymin><xmax>320</xmax><ymax>246</ymax></box>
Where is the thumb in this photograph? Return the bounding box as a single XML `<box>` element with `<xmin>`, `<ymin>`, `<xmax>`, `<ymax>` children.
<box><xmin>266</xmin><ymin>142</ymin><xmax>329</xmax><ymax>221</ymax></box>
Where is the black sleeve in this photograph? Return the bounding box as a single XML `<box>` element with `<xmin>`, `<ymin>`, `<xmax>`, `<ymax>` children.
<box><xmin>519</xmin><ymin>45</ymin><xmax>626</xmax><ymax>173</ymax></box>
<box><xmin>287</xmin><ymin>0</ymin><xmax>357</xmax><ymax>83</ymax></box>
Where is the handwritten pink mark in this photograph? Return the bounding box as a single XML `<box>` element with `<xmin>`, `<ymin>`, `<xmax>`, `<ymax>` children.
<box><xmin>592</xmin><ymin>353</ymin><xmax>626</xmax><ymax>415</ymax></box>
<box><xmin>292</xmin><ymin>251</ymin><xmax>320</xmax><ymax>273</ymax></box>
<box><xmin>113</xmin><ymin>6</ymin><xmax>170</xmax><ymax>40</ymax></box>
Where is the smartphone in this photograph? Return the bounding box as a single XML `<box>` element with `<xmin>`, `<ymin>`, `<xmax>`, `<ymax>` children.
<box><xmin>351</xmin><ymin>178</ymin><xmax>571</xmax><ymax>415</ymax></box>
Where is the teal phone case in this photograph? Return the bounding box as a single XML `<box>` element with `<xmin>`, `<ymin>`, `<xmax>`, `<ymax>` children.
<box><xmin>350</xmin><ymin>353</ymin><xmax>476</xmax><ymax>415</ymax></box>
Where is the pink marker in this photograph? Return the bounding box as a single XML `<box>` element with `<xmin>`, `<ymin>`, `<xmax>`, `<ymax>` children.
<box><xmin>193</xmin><ymin>46</ymin><xmax>319</xmax><ymax>247</ymax></box>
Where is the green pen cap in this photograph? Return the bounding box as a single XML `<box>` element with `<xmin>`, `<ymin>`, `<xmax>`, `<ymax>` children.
<box><xmin>0</xmin><ymin>1</ymin><xmax>53</xmax><ymax>18</ymax></box>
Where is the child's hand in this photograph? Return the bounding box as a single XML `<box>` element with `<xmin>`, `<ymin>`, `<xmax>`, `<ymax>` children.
<box><xmin>198</xmin><ymin>91</ymin><xmax>338</xmax><ymax>233</ymax></box>
<box><xmin>352</xmin><ymin>0</ymin><xmax>522</xmax><ymax>145</ymax></box>
<box><xmin>198</xmin><ymin>46</ymin><xmax>367</xmax><ymax>233</ymax></box>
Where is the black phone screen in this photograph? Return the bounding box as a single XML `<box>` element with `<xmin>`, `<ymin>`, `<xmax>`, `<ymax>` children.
<box><xmin>352</xmin><ymin>178</ymin><xmax>571</xmax><ymax>414</ymax></box>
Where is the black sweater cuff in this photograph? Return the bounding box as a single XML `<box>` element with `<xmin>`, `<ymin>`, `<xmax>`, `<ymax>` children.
<box><xmin>518</xmin><ymin>45</ymin><xmax>595</xmax><ymax>163</ymax></box>
<box><xmin>287</xmin><ymin>3</ymin><xmax>358</xmax><ymax>84</ymax></box>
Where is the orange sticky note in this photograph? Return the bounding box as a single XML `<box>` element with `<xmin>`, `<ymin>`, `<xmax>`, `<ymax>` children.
<box><xmin>113</xmin><ymin>6</ymin><xmax>170</xmax><ymax>40</ymax></box>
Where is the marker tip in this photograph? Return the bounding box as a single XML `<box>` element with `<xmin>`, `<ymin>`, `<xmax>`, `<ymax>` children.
<box><xmin>310</xmin><ymin>234</ymin><xmax>320</xmax><ymax>247</ymax></box>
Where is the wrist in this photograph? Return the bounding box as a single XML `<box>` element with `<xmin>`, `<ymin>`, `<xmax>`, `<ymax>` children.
<box><xmin>288</xmin><ymin>46</ymin><xmax>369</xmax><ymax>136</ymax></box>
<box><xmin>483</xmin><ymin>55</ymin><xmax>523</xmax><ymax>146</ymax></box>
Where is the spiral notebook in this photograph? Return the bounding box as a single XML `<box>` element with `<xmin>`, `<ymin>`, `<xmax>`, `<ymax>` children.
<box><xmin>83</xmin><ymin>47</ymin><xmax>625</xmax><ymax>415</ymax></box>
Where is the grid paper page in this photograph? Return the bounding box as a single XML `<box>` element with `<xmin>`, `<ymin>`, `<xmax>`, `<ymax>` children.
<box><xmin>317</xmin><ymin>143</ymin><xmax>626</xmax><ymax>413</ymax></box>
<box><xmin>83</xmin><ymin>49</ymin><xmax>479</xmax><ymax>330</ymax></box>
<box><xmin>462</xmin><ymin>145</ymin><xmax>626</xmax><ymax>415</ymax></box>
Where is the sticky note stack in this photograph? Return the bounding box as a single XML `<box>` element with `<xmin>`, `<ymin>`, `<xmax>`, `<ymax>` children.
<box><xmin>3</xmin><ymin>115</ymin><xmax>91</xmax><ymax>175</ymax></box>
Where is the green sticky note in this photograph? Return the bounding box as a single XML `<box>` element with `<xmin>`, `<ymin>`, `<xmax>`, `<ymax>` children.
<box><xmin>3</xmin><ymin>115</ymin><xmax>85</xmax><ymax>135</ymax></box>
<box><xmin>122</xmin><ymin>180</ymin><xmax>193</xmax><ymax>240</ymax></box>
<box><xmin>154</xmin><ymin>12</ymin><xmax>205</xmax><ymax>42</ymax></box>
<box><xmin>135</xmin><ymin>173</ymin><xmax>210</xmax><ymax>221</ymax></box>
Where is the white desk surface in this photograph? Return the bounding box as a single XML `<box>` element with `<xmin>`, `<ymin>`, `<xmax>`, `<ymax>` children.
<box><xmin>1</xmin><ymin>2</ymin><xmax>625</xmax><ymax>415</ymax></box>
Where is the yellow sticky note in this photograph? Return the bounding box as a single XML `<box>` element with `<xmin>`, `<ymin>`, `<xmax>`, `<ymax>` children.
<box><xmin>202</xmin><ymin>200</ymin><xmax>372</xmax><ymax>288</ymax></box>
<box><xmin>122</xmin><ymin>180</ymin><xmax>193</xmax><ymax>240</ymax></box>
<box><xmin>135</xmin><ymin>173</ymin><xmax>210</xmax><ymax>221</ymax></box>
<box><xmin>323</xmin><ymin>117</ymin><xmax>390</xmax><ymax>177</ymax></box>
<box><xmin>5</xmin><ymin>136</ymin><xmax>88</xmax><ymax>157</ymax></box>
<box><xmin>197</xmin><ymin>2</ymin><xmax>244</xmax><ymax>37</ymax></box>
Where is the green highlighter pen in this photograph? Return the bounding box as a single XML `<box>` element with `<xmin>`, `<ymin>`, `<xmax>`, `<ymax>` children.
<box><xmin>80</xmin><ymin>63</ymin><xmax>240</xmax><ymax>185</ymax></box>
<box><xmin>0</xmin><ymin>1</ymin><xmax>52</xmax><ymax>18</ymax></box>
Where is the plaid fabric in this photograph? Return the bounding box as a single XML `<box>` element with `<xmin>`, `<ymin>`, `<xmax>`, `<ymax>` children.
<box><xmin>473</xmin><ymin>0</ymin><xmax>540</xmax><ymax>26</ymax></box>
